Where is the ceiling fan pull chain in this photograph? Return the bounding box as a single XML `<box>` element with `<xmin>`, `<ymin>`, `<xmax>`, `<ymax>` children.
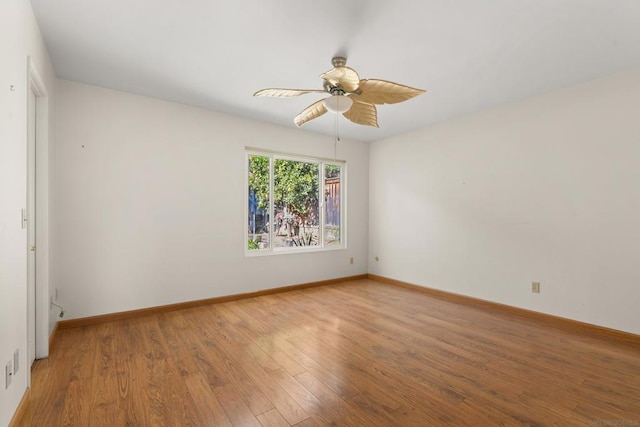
<box><xmin>334</xmin><ymin>111</ymin><xmax>340</xmax><ymax>161</ymax></box>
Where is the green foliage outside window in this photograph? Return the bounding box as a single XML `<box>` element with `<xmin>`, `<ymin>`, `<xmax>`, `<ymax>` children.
<box><xmin>247</xmin><ymin>153</ymin><xmax>342</xmax><ymax>251</ymax></box>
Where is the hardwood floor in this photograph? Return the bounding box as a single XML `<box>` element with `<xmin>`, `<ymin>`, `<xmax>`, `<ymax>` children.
<box><xmin>21</xmin><ymin>279</ymin><xmax>640</xmax><ymax>426</ymax></box>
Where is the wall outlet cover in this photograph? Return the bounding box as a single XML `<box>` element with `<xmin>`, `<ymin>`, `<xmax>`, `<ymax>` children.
<box><xmin>6</xmin><ymin>360</ymin><xmax>12</xmax><ymax>389</ymax></box>
<box><xmin>532</xmin><ymin>282</ymin><xmax>541</xmax><ymax>293</ymax></box>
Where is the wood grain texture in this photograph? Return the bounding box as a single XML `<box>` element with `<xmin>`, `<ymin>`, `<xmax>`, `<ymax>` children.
<box><xmin>25</xmin><ymin>279</ymin><xmax>640</xmax><ymax>425</ymax></box>
<box><xmin>8</xmin><ymin>386</ymin><xmax>30</xmax><ymax>427</ymax></box>
<box><xmin>369</xmin><ymin>273</ymin><xmax>640</xmax><ymax>345</ymax></box>
<box><xmin>56</xmin><ymin>274</ymin><xmax>368</xmax><ymax>330</ymax></box>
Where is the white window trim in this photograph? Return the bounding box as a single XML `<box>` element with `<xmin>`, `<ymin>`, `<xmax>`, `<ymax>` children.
<box><xmin>245</xmin><ymin>148</ymin><xmax>346</xmax><ymax>256</ymax></box>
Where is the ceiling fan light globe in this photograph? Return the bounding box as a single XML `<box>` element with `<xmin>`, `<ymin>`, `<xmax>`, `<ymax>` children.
<box><xmin>323</xmin><ymin>95</ymin><xmax>353</xmax><ymax>113</ymax></box>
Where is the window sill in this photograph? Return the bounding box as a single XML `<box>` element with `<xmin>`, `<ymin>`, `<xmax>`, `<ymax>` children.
<box><xmin>245</xmin><ymin>244</ymin><xmax>346</xmax><ymax>257</ymax></box>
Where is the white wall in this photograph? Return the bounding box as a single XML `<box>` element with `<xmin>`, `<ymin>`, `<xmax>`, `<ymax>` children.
<box><xmin>370</xmin><ymin>69</ymin><xmax>640</xmax><ymax>335</ymax></box>
<box><xmin>54</xmin><ymin>80</ymin><xmax>369</xmax><ymax>319</ymax></box>
<box><xmin>0</xmin><ymin>0</ymin><xmax>56</xmax><ymax>425</ymax></box>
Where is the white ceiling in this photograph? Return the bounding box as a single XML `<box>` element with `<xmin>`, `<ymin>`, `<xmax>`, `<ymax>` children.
<box><xmin>30</xmin><ymin>0</ymin><xmax>640</xmax><ymax>142</ymax></box>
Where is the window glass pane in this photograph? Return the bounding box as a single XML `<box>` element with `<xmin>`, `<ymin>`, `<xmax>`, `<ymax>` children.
<box><xmin>248</xmin><ymin>155</ymin><xmax>270</xmax><ymax>250</ymax></box>
<box><xmin>273</xmin><ymin>159</ymin><xmax>319</xmax><ymax>248</ymax></box>
<box><xmin>245</xmin><ymin>150</ymin><xmax>345</xmax><ymax>255</ymax></box>
<box><xmin>324</xmin><ymin>165</ymin><xmax>341</xmax><ymax>246</ymax></box>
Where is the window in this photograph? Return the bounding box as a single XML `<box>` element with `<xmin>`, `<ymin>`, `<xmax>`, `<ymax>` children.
<box><xmin>246</xmin><ymin>150</ymin><xmax>345</xmax><ymax>254</ymax></box>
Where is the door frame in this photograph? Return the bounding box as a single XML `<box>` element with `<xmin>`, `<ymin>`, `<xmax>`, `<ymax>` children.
<box><xmin>27</xmin><ymin>57</ymin><xmax>50</xmax><ymax>367</ymax></box>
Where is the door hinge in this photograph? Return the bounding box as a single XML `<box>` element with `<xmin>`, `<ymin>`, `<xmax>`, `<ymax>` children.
<box><xmin>21</xmin><ymin>209</ymin><xmax>27</xmax><ymax>229</ymax></box>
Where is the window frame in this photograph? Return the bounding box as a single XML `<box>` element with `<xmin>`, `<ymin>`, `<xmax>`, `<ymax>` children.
<box><xmin>245</xmin><ymin>148</ymin><xmax>346</xmax><ymax>256</ymax></box>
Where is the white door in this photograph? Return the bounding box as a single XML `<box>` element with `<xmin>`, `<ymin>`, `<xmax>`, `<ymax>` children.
<box><xmin>27</xmin><ymin>85</ymin><xmax>37</xmax><ymax>368</ymax></box>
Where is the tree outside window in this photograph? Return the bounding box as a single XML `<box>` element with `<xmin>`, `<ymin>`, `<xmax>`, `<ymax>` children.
<box><xmin>247</xmin><ymin>152</ymin><xmax>343</xmax><ymax>253</ymax></box>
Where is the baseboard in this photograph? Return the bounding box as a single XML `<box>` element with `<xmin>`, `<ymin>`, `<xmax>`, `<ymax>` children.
<box><xmin>48</xmin><ymin>321</ymin><xmax>59</xmax><ymax>353</ymax></box>
<box><xmin>57</xmin><ymin>274</ymin><xmax>368</xmax><ymax>330</ymax></box>
<box><xmin>9</xmin><ymin>386</ymin><xmax>30</xmax><ymax>427</ymax></box>
<box><xmin>53</xmin><ymin>272</ymin><xmax>638</xmax><ymax>345</ymax></box>
<box><xmin>368</xmin><ymin>274</ymin><xmax>640</xmax><ymax>346</ymax></box>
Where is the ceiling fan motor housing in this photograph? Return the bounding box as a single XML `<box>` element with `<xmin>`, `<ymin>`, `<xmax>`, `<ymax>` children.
<box><xmin>324</xmin><ymin>80</ymin><xmax>346</xmax><ymax>96</ymax></box>
<box><xmin>331</xmin><ymin>57</ymin><xmax>347</xmax><ymax>67</ymax></box>
<box><xmin>254</xmin><ymin>56</ymin><xmax>425</xmax><ymax>127</ymax></box>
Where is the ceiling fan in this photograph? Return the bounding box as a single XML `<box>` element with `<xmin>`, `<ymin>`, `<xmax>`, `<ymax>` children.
<box><xmin>254</xmin><ymin>57</ymin><xmax>425</xmax><ymax>128</ymax></box>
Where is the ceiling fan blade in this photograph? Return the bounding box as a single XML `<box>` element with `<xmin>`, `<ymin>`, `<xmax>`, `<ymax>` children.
<box><xmin>342</xmin><ymin>96</ymin><xmax>378</xmax><ymax>127</ymax></box>
<box><xmin>254</xmin><ymin>88</ymin><xmax>326</xmax><ymax>98</ymax></box>
<box><xmin>320</xmin><ymin>66</ymin><xmax>360</xmax><ymax>93</ymax></box>
<box><xmin>356</xmin><ymin>79</ymin><xmax>425</xmax><ymax>105</ymax></box>
<box><xmin>294</xmin><ymin>99</ymin><xmax>328</xmax><ymax>127</ymax></box>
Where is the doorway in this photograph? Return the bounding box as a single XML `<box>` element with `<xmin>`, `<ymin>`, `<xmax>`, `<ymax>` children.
<box><xmin>27</xmin><ymin>57</ymin><xmax>49</xmax><ymax>379</ymax></box>
<box><xmin>27</xmin><ymin>81</ymin><xmax>37</xmax><ymax>369</ymax></box>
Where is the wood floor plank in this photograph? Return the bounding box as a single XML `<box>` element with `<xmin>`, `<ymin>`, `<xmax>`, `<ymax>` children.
<box><xmin>88</xmin><ymin>322</ymin><xmax>123</xmax><ymax>426</ymax></box>
<box><xmin>60</xmin><ymin>377</ymin><xmax>91</xmax><ymax>426</ymax></box>
<box><xmin>283</xmin><ymin>313</ymin><xmax>497</xmax><ymax>423</ymax></box>
<box><xmin>293</xmin><ymin>371</ymin><xmax>379</xmax><ymax>426</ymax></box>
<box><xmin>26</xmin><ymin>279</ymin><xmax>640</xmax><ymax>426</ymax></box>
<box><xmin>30</xmin><ymin>327</ymin><xmax>96</xmax><ymax>425</ymax></box>
<box><xmin>156</xmin><ymin>311</ymin><xmax>204</xmax><ymax>378</ymax></box>
<box><xmin>285</xmin><ymin>330</ymin><xmax>404</xmax><ymax>412</ymax></box>
<box><xmin>268</xmin><ymin>368</ymin><xmax>320</xmax><ymax>418</ymax></box>
<box><xmin>195</xmin><ymin>306</ymin><xmax>310</xmax><ymax>424</ymax></box>
<box><xmin>267</xmin><ymin>334</ymin><xmax>361</xmax><ymax>400</ymax></box>
<box><xmin>179</xmin><ymin>310</ymin><xmax>232</xmax><ymax>388</ymax></box>
<box><xmin>184</xmin><ymin>373</ymin><xmax>233</xmax><ymax>427</ymax></box>
<box><xmin>217</xmin><ymin>304</ymin><xmax>288</xmax><ymax>373</ymax></box>
<box><xmin>256</xmin><ymin>408</ymin><xmax>291</xmax><ymax>427</ymax></box>
<box><xmin>213</xmin><ymin>382</ymin><xmax>263</xmax><ymax>427</ymax></box>
<box><xmin>284</xmin><ymin>293</ymin><xmax>472</xmax><ymax>411</ymax></box>
<box><xmin>112</xmin><ymin>320</ymin><xmax>144</xmax><ymax>425</ymax></box>
<box><xmin>185</xmin><ymin>305</ymin><xmax>277</xmax><ymax>417</ymax></box>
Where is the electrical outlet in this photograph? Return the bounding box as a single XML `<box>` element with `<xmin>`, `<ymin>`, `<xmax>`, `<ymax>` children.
<box><xmin>6</xmin><ymin>360</ymin><xmax>12</xmax><ymax>389</ymax></box>
<box><xmin>13</xmin><ymin>349</ymin><xmax>19</xmax><ymax>375</ymax></box>
<box><xmin>531</xmin><ymin>282</ymin><xmax>540</xmax><ymax>293</ymax></box>
<box><xmin>350</xmin><ymin>257</ymin><xmax>354</xmax><ymax>265</ymax></box>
